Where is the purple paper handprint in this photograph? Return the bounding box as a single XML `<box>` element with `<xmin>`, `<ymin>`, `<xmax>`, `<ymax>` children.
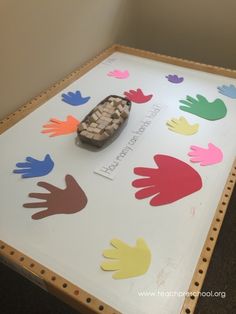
<box><xmin>166</xmin><ymin>74</ymin><xmax>184</xmax><ymax>84</ymax></box>
<box><xmin>107</xmin><ymin>70</ymin><xmax>129</xmax><ymax>79</ymax></box>
<box><xmin>188</xmin><ymin>143</ymin><xmax>223</xmax><ymax>166</ymax></box>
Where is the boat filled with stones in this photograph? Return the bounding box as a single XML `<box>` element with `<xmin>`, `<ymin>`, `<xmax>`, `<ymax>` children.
<box><xmin>77</xmin><ymin>95</ymin><xmax>132</xmax><ymax>147</ymax></box>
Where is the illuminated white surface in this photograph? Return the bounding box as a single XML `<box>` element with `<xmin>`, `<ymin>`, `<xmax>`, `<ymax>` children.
<box><xmin>0</xmin><ymin>52</ymin><xmax>236</xmax><ymax>314</ymax></box>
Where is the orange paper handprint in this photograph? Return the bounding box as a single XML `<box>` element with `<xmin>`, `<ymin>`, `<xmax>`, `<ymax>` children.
<box><xmin>41</xmin><ymin>115</ymin><xmax>79</xmax><ymax>137</ymax></box>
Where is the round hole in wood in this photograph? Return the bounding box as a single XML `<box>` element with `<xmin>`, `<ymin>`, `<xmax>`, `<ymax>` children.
<box><xmin>206</xmin><ymin>247</ymin><xmax>211</xmax><ymax>251</ymax></box>
<box><xmin>219</xmin><ymin>209</ymin><xmax>223</xmax><ymax>213</ymax></box>
<box><xmin>0</xmin><ymin>245</ymin><xmax>5</xmax><ymax>249</ymax></box>
<box><xmin>51</xmin><ymin>276</ymin><xmax>56</xmax><ymax>281</ymax></box>
<box><xmin>40</xmin><ymin>269</ymin><xmax>45</xmax><ymax>275</ymax></box>
<box><xmin>229</xmin><ymin>180</ymin><xmax>233</xmax><ymax>183</ymax></box>
<box><xmin>62</xmin><ymin>283</ymin><xmax>67</xmax><ymax>288</ymax></box>
<box><xmin>227</xmin><ymin>187</ymin><xmax>231</xmax><ymax>190</ymax></box>
<box><xmin>185</xmin><ymin>309</ymin><xmax>191</xmax><ymax>314</ymax></box>
<box><xmin>213</xmin><ymin>227</ymin><xmax>217</xmax><ymax>231</ymax></box>
<box><xmin>10</xmin><ymin>251</ymin><xmax>15</xmax><ymax>255</ymax></box>
<box><xmin>203</xmin><ymin>257</ymin><xmax>207</xmax><ymax>262</ymax></box>
<box><xmin>194</xmin><ymin>281</ymin><xmax>199</xmax><ymax>287</ymax></box>
<box><xmin>74</xmin><ymin>290</ymin><xmax>79</xmax><ymax>296</ymax></box>
<box><xmin>232</xmin><ymin>173</ymin><xmax>236</xmax><ymax>176</ymax></box>
<box><xmin>190</xmin><ymin>295</ymin><xmax>195</xmax><ymax>300</ymax></box>
<box><xmin>199</xmin><ymin>269</ymin><xmax>203</xmax><ymax>274</ymax></box>
<box><xmin>30</xmin><ymin>263</ymin><xmax>35</xmax><ymax>268</ymax></box>
<box><xmin>86</xmin><ymin>297</ymin><xmax>91</xmax><ymax>303</ymax></box>
<box><xmin>216</xmin><ymin>218</ymin><xmax>220</xmax><ymax>222</ymax></box>
<box><xmin>225</xmin><ymin>194</ymin><xmax>229</xmax><ymax>197</ymax></box>
<box><xmin>210</xmin><ymin>237</ymin><xmax>214</xmax><ymax>241</ymax></box>
<box><xmin>20</xmin><ymin>257</ymin><xmax>24</xmax><ymax>262</ymax></box>
<box><xmin>99</xmin><ymin>305</ymin><xmax>104</xmax><ymax>311</ymax></box>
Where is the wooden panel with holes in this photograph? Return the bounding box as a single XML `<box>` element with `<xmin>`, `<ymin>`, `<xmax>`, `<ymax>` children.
<box><xmin>0</xmin><ymin>240</ymin><xmax>119</xmax><ymax>314</ymax></box>
<box><xmin>180</xmin><ymin>159</ymin><xmax>236</xmax><ymax>314</ymax></box>
<box><xmin>0</xmin><ymin>45</ymin><xmax>236</xmax><ymax>314</ymax></box>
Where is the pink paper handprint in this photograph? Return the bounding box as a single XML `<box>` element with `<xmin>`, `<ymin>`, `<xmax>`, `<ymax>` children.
<box><xmin>107</xmin><ymin>70</ymin><xmax>129</xmax><ymax>79</ymax></box>
<box><xmin>132</xmin><ymin>154</ymin><xmax>202</xmax><ymax>206</ymax></box>
<box><xmin>188</xmin><ymin>143</ymin><xmax>223</xmax><ymax>166</ymax></box>
<box><xmin>124</xmin><ymin>88</ymin><xmax>153</xmax><ymax>103</ymax></box>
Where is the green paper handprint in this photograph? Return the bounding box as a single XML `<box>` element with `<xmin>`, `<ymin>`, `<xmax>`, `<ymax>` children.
<box><xmin>179</xmin><ymin>94</ymin><xmax>227</xmax><ymax>120</ymax></box>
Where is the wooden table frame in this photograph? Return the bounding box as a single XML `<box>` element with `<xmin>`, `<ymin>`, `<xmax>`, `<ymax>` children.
<box><xmin>0</xmin><ymin>44</ymin><xmax>235</xmax><ymax>314</ymax></box>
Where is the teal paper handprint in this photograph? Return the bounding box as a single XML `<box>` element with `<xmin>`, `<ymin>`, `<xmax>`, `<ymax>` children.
<box><xmin>179</xmin><ymin>95</ymin><xmax>227</xmax><ymax>121</ymax></box>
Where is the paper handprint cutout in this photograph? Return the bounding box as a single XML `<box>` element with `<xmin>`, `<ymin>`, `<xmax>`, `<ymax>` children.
<box><xmin>132</xmin><ymin>155</ymin><xmax>202</xmax><ymax>206</ymax></box>
<box><xmin>217</xmin><ymin>84</ymin><xmax>236</xmax><ymax>99</ymax></box>
<box><xmin>23</xmin><ymin>175</ymin><xmax>87</xmax><ymax>220</ymax></box>
<box><xmin>107</xmin><ymin>70</ymin><xmax>129</xmax><ymax>79</ymax></box>
<box><xmin>41</xmin><ymin>115</ymin><xmax>79</xmax><ymax>137</ymax></box>
<box><xmin>124</xmin><ymin>88</ymin><xmax>153</xmax><ymax>103</ymax></box>
<box><xmin>101</xmin><ymin>238</ymin><xmax>151</xmax><ymax>279</ymax></box>
<box><xmin>61</xmin><ymin>91</ymin><xmax>90</xmax><ymax>106</ymax></box>
<box><xmin>179</xmin><ymin>95</ymin><xmax>227</xmax><ymax>120</ymax></box>
<box><xmin>166</xmin><ymin>74</ymin><xmax>184</xmax><ymax>84</ymax></box>
<box><xmin>188</xmin><ymin>143</ymin><xmax>223</xmax><ymax>166</ymax></box>
<box><xmin>166</xmin><ymin>116</ymin><xmax>199</xmax><ymax>135</ymax></box>
<box><xmin>13</xmin><ymin>154</ymin><xmax>54</xmax><ymax>178</ymax></box>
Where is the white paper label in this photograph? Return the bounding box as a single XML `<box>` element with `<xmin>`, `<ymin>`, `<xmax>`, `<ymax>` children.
<box><xmin>94</xmin><ymin>104</ymin><xmax>163</xmax><ymax>180</ymax></box>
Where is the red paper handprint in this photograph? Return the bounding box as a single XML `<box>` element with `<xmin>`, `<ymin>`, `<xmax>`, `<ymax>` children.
<box><xmin>124</xmin><ymin>88</ymin><xmax>153</xmax><ymax>103</ymax></box>
<box><xmin>132</xmin><ymin>155</ymin><xmax>202</xmax><ymax>206</ymax></box>
<box><xmin>23</xmin><ymin>175</ymin><xmax>88</xmax><ymax>219</ymax></box>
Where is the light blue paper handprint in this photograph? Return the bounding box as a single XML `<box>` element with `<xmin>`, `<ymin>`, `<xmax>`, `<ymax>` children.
<box><xmin>217</xmin><ymin>84</ymin><xmax>236</xmax><ymax>99</ymax></box>
<box><xmin>13</xmin><ymin>154</ymin><xmax>54</xmax><ymax>178</ymax></box>
<box><xmin>61</xmin><ymin>91</ymin><xmax>91</xmax><ymax>106</ymax></box>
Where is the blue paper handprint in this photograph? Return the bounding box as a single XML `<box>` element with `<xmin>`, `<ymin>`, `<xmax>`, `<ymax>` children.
<box><xmin>13</xmin><ymin>154</ymin><xmax>54</xmax><ymax>178</ymax></box>
<box><xmin>61</xmin><ymin>91</ymin><xmax>91</xmax><ymax>106</ymax></box>
<box><xmin>217</xmin><ymin>84</ymin><xmax>236</xmax><ymax>99</ymax></box>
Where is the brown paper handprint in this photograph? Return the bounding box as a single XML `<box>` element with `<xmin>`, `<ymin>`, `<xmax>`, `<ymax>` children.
<box><xmin>23</xmin><ymin>175</ymin><xmax>87</xmax><ymax>220</ymax></box>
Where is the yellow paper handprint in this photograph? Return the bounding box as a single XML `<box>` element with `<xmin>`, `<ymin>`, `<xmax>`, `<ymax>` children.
<box><xmin>101</xmin><ymin>238</ymin><xmax>151</xmax><ymax>279</ymax></box>
<box><xmin>166</xmin><ymin>116</ymin><xmax>199</xmax><ymax>135</ymax></box>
